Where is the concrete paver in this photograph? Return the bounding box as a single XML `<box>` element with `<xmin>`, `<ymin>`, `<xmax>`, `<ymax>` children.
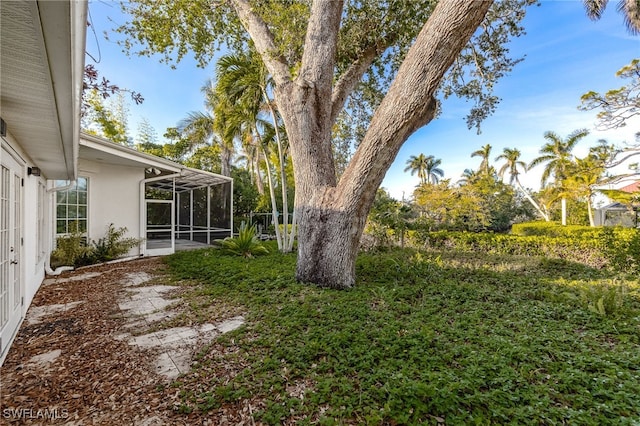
<box><xmin>117</xmin><ymin>272</ymin><xmax>245</xmax><ymax>379</ymax></box>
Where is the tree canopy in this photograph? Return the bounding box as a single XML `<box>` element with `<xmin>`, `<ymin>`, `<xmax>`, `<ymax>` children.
<box><xmin>579</xmin><ymin>58</ymin><xmax>640</xmax><ymax>130</ymax></box>
<box><xmin>118</xmin><ymin>0</ymin><xmax>534</xmax><ymax>133</ymax></box>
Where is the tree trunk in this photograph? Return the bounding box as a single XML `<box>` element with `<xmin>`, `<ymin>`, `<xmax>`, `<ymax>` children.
<box><xmin>276</xmin><ymin>0</ymin><xmax>492</xmax><ymax>288</ymax></box>
<box><xmin>262</xmin><ymin>147</ymin><xmax>284</xmax><ymax>249</ymax></box>
<box><xmin>294</xmin><ymin>199</ymin><xmax>366</xmax><ymax>288</ymax></box>
<box><xmin>221</xmin><ymin>146</ymin><xmax>233</xmax><ymax>177</ymax></box>
<box><xmin>561</xmin><ymin>197</ymin><xmax>567</xmax><ymax>225</ymax></box>
<box><xmin>255</xmin><ymin>159</ymin><xmax>265</xmax><ymax>195</ymax></box>
<box><xmin>515</xmin><ymin>178</ymin><xmax>550</xmax><ymax>221</ymax></box>
<box><xmin>587</xmin><ymin>197</ymin><xmax>595</xmax><ymax>227</ymax></box>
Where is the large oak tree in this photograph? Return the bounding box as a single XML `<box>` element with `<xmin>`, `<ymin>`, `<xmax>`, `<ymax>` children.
<box><xmin>120</xmin><ymin>0</ymin><xmax>534</xmax><ymax>288</ymax></box>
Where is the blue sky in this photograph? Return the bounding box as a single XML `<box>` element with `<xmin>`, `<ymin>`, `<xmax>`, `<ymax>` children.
<box><xmin>87</xmin><ymin>1</ymin><xmax>640</xmax><ymax>200</ymax></box>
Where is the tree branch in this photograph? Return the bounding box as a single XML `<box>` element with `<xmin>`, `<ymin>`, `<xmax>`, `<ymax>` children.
<box><xmin>298</xmin><ymin>0</ymin><xmax>344</xmax><ymax>92</ymax></box>
<box><xmin>229</xmin><ymin>0</ymin><xmax>292</xmax><ymax>86</ymax></box>
<box><xmin>336</xmin><ymin>0</ymin><xmax>494</xmax><ymax>212</ymax></box>
<box><xmin>606</xmin><ymin>149</ymin><xmax>640</xmax><ymax>169</ymax></box>
<box><xmin>330</xmin><ymin>41</ymin><xmax>386</xmax><ymax>124</ymax></box>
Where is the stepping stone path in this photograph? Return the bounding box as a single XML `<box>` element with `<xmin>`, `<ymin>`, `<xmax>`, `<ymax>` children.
<box><xmin>116</xmin><ymin>272</ymin><xmax>245</xmax><ymax>379</ymax></box>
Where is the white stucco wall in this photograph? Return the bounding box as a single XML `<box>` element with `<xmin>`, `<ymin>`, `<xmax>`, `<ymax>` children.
<box><xmin>79</xmin><ymin>158</ymin><xmax>144</xmax><ymax>256</ymax></box>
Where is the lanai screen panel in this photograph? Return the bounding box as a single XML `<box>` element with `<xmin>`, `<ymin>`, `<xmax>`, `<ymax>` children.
<box><xmin>192</xmin><ymin>187</ymin><xmax>208</xmax><ymax>243</ymax></box>
<box><xmin>210</xmin><ymin>182</ymin><xmax>232</xmax><ymax>240</ymax></box>
<box><xmin>177</xmin><ymin>191</ymin><xmax>191</xmax><ymax>240</ymax></box>
<box><xmin>145</xmin><ymin>169</ymin><xmax>232</xmax><ymax>248</ymax></box>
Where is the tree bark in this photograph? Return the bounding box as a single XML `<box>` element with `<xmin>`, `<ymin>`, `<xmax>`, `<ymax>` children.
<box><xmin>221</xmin><ymin>146</ymin><xmax>232</xmax><ymax>177</ymax></box>
<box><xmin>278</xmin><ymin>0</ymin><xmax>493</xmax><ymax>288</ymax></box>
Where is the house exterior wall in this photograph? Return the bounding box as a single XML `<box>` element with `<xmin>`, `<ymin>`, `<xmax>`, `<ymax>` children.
<box><xmin>78</xmin><ymin>158</ymin><xmax>144</xmax><ymax>256</ymax></box>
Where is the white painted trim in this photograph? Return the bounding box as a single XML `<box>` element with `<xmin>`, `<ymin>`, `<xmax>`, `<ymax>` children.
<box><xmin>81</xmin><ymin>134</ymin><xmax>182</xmax><ymax>172</ymax></box>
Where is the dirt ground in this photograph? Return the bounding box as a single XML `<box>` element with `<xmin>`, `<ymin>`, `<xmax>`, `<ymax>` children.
<box><xmin>0</xmin><ymin>257</ymin><xmax>254</xmax><ymax>425</ymax></box>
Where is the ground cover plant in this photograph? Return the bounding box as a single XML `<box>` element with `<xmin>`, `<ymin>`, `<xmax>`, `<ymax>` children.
<box><xmin>165</xmin><ymin>242</ymin><xmax>640</xmax><ymax>425</ymax></box>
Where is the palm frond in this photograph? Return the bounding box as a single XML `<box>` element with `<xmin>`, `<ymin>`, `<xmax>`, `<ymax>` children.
<box><xmin>583</xmin><ymin>0</ymin><xmax>609</xmax><ymax>19</ymax></box>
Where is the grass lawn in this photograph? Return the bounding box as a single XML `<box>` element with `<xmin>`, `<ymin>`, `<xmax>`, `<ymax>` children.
<box><xmin>164</xmin><ymin>242</ymin><xmax>640</xmax><ymax>425</ymax></box>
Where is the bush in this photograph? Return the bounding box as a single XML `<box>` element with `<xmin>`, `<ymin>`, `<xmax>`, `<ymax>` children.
<box><xmin>91</xmin><ymin>223</ymin><xmax>142</xmax><ymax>262</ymax></box>
<box><xmin>511</xmin><ymin>221</ymin><xmax>599</xmax><ymax>238</ymax></box>
<box><xmin>600</xmin><ymin>227</ymin><xmax>640</xmax><ymax>275</ymax></box>
<box><xmin>418</xmin><ymin>231</ymin><xmax>607</xmax><ymax>268</ymax></box>
<box><xmin>51</xmin><ymin>223</ymin><xmax>142</xmax><ymax>268</ymax></box>
<box><xmin>215</xmin><ymin>222</ymin><xmax>269</xmax><ymax>258</ymax></box>
<box><xmin>415</xmin><ymin>226</ymin><xmax>640</xmax><ymax>274</ymax></box>
<box><xmin>50</xmin><ymin>222</ymin><xmax>92</xmax><ymax>268</ymax></box>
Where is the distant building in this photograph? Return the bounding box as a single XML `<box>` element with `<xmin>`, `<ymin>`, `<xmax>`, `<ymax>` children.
<box><xmin>594</xmin><ymin>180</ymin><xmax>640</xmax><ymax>227</ymax></box>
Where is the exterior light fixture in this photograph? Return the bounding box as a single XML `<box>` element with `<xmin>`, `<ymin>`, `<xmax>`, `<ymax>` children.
<box><xmin>27</xmin><ymin>167</ymin><xmax>41</xmax><ymax>176</ymax></box>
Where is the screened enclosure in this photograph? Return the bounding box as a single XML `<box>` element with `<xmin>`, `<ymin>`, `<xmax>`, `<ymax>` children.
<box><xmin>143</xmin><ymin>169</ymin><xmax>232</xmax><ymax>255</ymax></box>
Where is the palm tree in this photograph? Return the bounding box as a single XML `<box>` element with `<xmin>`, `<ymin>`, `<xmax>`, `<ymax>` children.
<box><xmin>565</xmin><ymin>153</ymin><xmax>608</xmax><ymax>226</ymax></box>
<box><xmin>529</xmin><ymin>128</ymin><xmax>589</xmax><ymax>225</ymax></box>
<box><xmin>404</xmin><ymin>154</ymin><xmax>444</xmax><ymax>185</ymax></box>
<box><xmin>404</xmin><ymin>154</ymin><xmax>428</xmax><ymax>185</ymax></box>
<box><xmin>178</xmin><ymin>81</ymin><xmax>236</xmax><ymax>177</ymax></box>
<box><xmin>424</xmin><ymin>156</ymin><xmax>445</xmax><ymax>184</ymax></box>
<box><xmin>496</xmin><ymin>147</ymin><xmax>550</xmax><ymax>221</ymax></box>
<box><xmin>456</xmin><ymin>168</ymin><xmax>478</xmax><ymax>186</ymax></box>
<box><xmin>583</xmin><ymin>0</ymin><xmax>640</xmax><ymax>34</ymax></box>
<box><xmin>471</xmin><ymin>144</ymin><xmax>493</xmax><ymax>176</ymax></box>
<box><xmin>215</xmin><ymin>50</ymin><xmax>296</xmax><ymax>252</ymax></box>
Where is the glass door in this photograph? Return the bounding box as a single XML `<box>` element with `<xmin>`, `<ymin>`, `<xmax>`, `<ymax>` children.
<box><xmin>0</xmin><ymin>149</ymin><xmax>23</xmax><ymax>358</ymax></box>
<box><xmin>145</xmin><ymin>199</ymin><xmax>174</xmax><ymax>256</ymax></box>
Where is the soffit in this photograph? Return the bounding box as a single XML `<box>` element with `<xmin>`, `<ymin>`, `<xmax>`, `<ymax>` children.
<box><xmin>0</xmin><ymin>1</ymin><xmax>82</xmax><ymax>179</ymax></box>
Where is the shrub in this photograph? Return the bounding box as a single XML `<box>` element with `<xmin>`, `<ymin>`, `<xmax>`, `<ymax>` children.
<box><xmin>419</xmin><ymin>231</ymin><xmax>608</xmax><ymax>268</ymax></box>
<box><xmin>421</xmin><ymin>224</ymin><xmax>640</xmax><ymax>274</ymax></box>
<box><xmin>600</xmin><ymin>227</ymin><xmax>640</xmax><ymax>275</ymax></box>
<box><xmin>92</xmin><ymin>223</ymin><xmax>142</xmax><ymax>262</ymax></box>
<box><xmin>511</xmin><ymin>221</ymin><xmax>601</xmax><ymax>238</ymax></box>
<box><xmin>50</xmin><ymin>222</ymin><xmax>92</xmax><ymax>268</ymax></box>
<box><xmin>51</xmin><ymin>223</ymin><xmax>142</xmax><ymax>268</ymax></box>
<box><xmin>215</xmin><ymin>222</ymin><xmax>269</xmax><ymax>258</ymax></box>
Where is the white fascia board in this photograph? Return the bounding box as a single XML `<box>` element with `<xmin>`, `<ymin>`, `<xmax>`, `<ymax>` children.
<box><xmin>80</xmin><ymin>133</ymin><xmax>182</xmax><ymax>172</ymax></box>
<box><xmin>70</xmin><ymin>0</ymin><xmax>88</xmax><ymax>179</ymax></box>
<box><xmin>183</xmin><ymin>166</ymin><xmax>233</xmax><ymax>182</ymax></box>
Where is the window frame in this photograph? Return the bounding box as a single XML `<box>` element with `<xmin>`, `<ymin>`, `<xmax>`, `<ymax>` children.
<box><xmin>54</xmin><ymin>177</ymin><xmax>89</xmax><ymax>238</ymax></box>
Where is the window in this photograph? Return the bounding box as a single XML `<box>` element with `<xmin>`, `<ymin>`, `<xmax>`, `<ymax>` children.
<box><xmin>55</xmin><ymin>178</ymin><xmax>88</xmax><ymax>236</ymax></box>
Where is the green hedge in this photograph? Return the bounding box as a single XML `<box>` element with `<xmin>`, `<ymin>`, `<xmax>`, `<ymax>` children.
<box><xmin>415</xmin><ymin>227</ymin><xmax>640</xmax><ymax>273</ymax></box>
<box><xmin>510</xmin><ymin>221</ymin><xmax>636</xmax><ymax>239</ymax></box>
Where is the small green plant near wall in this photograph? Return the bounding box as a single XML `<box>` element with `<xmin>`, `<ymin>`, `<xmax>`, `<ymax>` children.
<box><xmin>50</xmin><ymin>222</ymin><xmax>92</xmax><ymax>268</ymax></box>
<box><xmin>51</xmin><ymin>222</ymin><xmax>142</xmax><ymax>268</ymax></box>
<box><xmin>215</xmin><ymin>222</ymin><xmax>268</xmax><ymax>258</ymax></box>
